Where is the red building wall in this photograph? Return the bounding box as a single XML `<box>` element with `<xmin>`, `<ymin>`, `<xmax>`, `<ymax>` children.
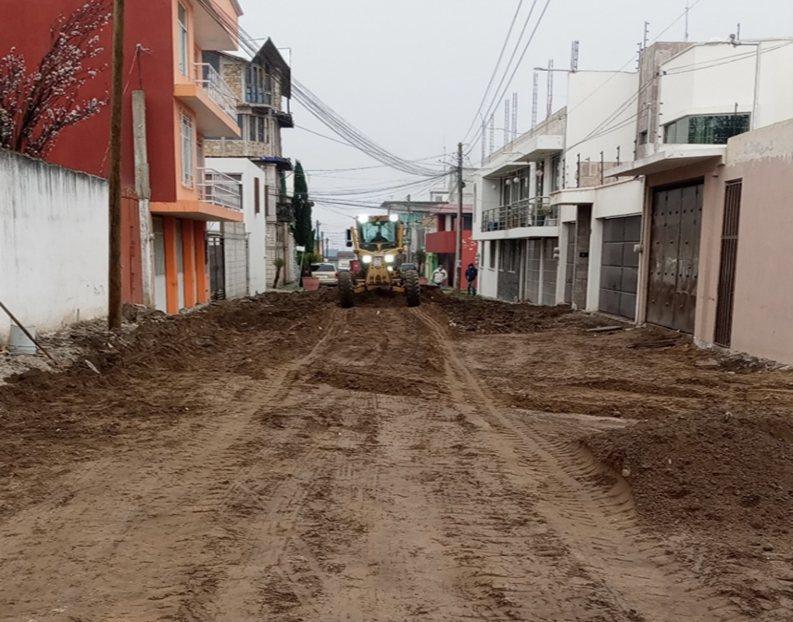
<box><xmin>0</xmin><ymin>0</ymin><xmax>177</xmax><ymax>200</ymax></box>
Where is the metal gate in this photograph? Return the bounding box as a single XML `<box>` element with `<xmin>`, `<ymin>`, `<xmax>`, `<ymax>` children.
<box><xmin>647</xmin><ymin>182</ymin><xmax>703</xmax><ymax>334</ymax></box>
<box><xmin>714</xmin><ymin>180</ymin><xmax>742</xmax><ymax>347</ymax></box>
<box><xmin>541</xmin><ymin>239</ymin><xmax>558</xmax><ymax>306</ymax></box>
<box><xmin>208</xmin><ymin>234</ymin><xmax>225</xmax><ymax>301</ymax></box>
<box><xmin>599</xmin><ymin>216</ymin><xmax>641</xmax><ymax>320</ymax></box>
<box><xmin>564</xmin><ymin>223</ymin><xmax>575</xmax><ymax>304</ymax></box>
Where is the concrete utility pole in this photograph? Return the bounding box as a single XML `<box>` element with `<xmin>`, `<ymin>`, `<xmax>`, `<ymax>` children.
<box><xmin>455</xmin><ymin>142</ymin><xmax>464</xmax><ymax>292</ymax></box>
<box><xmin>108</xmin><ymin>0</ymin><xmax>125</xmax><ymax>330</ymax></box>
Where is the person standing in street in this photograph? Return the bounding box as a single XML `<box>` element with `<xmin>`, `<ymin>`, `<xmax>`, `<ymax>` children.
<box><xmin>432</xmin><ymin>265</ymin><xmax>448</xmax><ymax>289</ymax></box>
<box><xmin>465</xmin><ymin>263</ymin><xmax>479</xmax><ymax>296</ymax></box>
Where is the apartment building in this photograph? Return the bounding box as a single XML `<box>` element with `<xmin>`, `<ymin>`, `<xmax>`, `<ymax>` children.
<box><xmin>474</xmin><ymin>36</ymin><xmax>793</xmax><ymax>364</ymax></box>
<box><xmin>205</xmin><ymin>39</ymin><xmax>298</xmax><ymax>291</ymax></box>
<box><xmin>0</xmin><ymin>0</ymin><xmax>246</xmax><ymax>313</ymax></box>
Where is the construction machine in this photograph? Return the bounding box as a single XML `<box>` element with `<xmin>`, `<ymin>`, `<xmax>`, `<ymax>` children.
<box><xmin>338</xmin><ymin>214</ymin><xmax>421</xmax><ymax>308</ymax></box>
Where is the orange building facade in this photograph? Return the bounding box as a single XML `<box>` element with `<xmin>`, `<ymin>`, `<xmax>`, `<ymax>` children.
<box><xmin>0</xmin><ymin>0</ymin><xmax>245</xmax><ymax>313</ymax></box>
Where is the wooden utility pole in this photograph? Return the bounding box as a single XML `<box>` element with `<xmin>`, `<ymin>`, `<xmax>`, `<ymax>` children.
<box><xmin>454</xmin><ymin>142</ymin><xmax>463</xmax><ymax>292</ymax></box>
<box><xmin>108</xmin><ymin>0</ymin><xmax>125</xmax><ymax>330</ymax></box>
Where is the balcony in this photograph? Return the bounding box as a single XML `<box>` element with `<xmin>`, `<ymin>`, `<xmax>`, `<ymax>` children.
<box><xmin>198</xmin><ymin>168</ymin><xmax>242</xmax><ymax>212</ymax></box>
<box><xmin>481</xmin><ymin>197</ymin><xmax>559</xmax><ymax>233</ymax></box>
<box><xmin>196</xmin><ymin>64</ymin><xmax>237</xmax><ymax>121</ymax></box>
<box><xmin>174</xmin><ymin>64</ymin><xmax>240</xmax><ymax>139</ymax></box>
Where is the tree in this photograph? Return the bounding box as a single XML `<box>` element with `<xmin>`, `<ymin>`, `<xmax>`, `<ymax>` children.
<box><xmin>415</xmin><ymin>248</ymin><xmax>427</xmax><ymax>275</ymax></box>
<box><xmin>272</xmin><ymin>257</ymin><xmax>286</xmax><ymax>289</ymax></box>
<box><xmin>291</xmin><ymin>161</ymin><xmax>314</xmax><ymax>274</ymax></box>
<box><xmin>0</xmin><ymin>0</ymin><xmax>111</xmax><ymax>158</ymax></box>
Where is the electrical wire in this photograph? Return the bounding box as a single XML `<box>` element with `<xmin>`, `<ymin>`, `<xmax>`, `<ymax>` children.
<box><xmin>467</xmin><ymin>0</ymin><xmax>554</xmax><ymax>154</ymax></box>
<box><xmin>460</xmin><ymin>0</ymin><xmax>526</xmax><ymax>144</ymax></box>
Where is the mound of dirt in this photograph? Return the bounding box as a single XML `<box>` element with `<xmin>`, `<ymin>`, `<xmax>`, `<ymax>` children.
<box><xmin>586</xmin><ymin>411</ymin><xmax>793</xmax><ymax>539</ymax></box>
<box><xmin>426</xmin><ymin>292</ymin><xmax>574</xmax><ymax>334</ymax></box>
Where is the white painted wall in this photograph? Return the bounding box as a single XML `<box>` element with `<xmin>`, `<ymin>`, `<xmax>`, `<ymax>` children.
<box><xmin>592</xmin><ymin>179</ymin><xmax>644</xmax><ymax>220</ymax></box>
<box><xmin>659</xmin><ymin>40</ymin><xmax>793</xmax><ymax>134</ymax></box>
<box><xmin>479</xmin><ymin>240</ymin><xmax>499</xmax><ymax>299</ymax></box>
<box><xmin>0</xmin><ymin>151</ymin><xmax>108</xmax><ymax>341</ymax></box>
<box><xmin>207</xmin><ymin>157</ymin><xmax>268</xmax><ymax>295</ymax></box>
<box><xmin>565</xmin><ymin>71</ymin><xmax>639</xmax><ymax>186</ymax></box>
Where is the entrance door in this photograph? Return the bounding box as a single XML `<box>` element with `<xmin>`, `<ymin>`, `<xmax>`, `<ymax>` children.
<box><xmin>208</xmin><ymin>234</ymin><xmax>225</xmax><ymax>300</ymax></box>
<box><xmin>714</xmin><ymin>180</ymin><xmax>742</xmax><ymax>347</ymax></box>
<box><xmin>647</xmin><ymin>182</ymin><xmax>703</xmax><ymax>333</ymax></box>
<box><xmin>599</xmin><ymin>216</ymin><xmax>641</xmax><ymax>320</ymax></box>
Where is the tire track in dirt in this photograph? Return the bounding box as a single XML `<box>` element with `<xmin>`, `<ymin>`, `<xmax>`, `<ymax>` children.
<box><xmin>412</xmin><ymin>306</ymin><xmax>746</xmax><ymax>622</ymax></box>
<box><xmin>0</xmin><ymin>312</ymin><xmax>343</xmax><ymax>622</ymax></box>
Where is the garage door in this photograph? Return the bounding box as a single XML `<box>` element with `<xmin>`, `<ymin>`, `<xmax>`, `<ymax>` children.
<box><xmin>599</xmin><ymin>216</ymin><xmax>641</xmax><ymax>320</ymax></box>
<box><xmin>647</xmin><ymin>182</ymin><xmax>703</xmax><ymax>334</ymax></box>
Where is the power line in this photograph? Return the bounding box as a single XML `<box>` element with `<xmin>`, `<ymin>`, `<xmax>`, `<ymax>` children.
<box><xmin>468</xmin><ymin>0</ymin><xmax>554</xmax><ymax>154</ymax></box>
<box><xmin>460</xmin><ymin>0</ymin><xmax>525</xmax><ymax>144</ymax></box>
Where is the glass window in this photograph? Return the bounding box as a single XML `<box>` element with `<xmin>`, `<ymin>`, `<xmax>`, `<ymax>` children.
<box><xmin>359</xmin><ymin>221</ymin><xmax>397</xmax><ymax>249</ymax></box>
<box><xmin>180</xmin><ymin>112</ymin><xmax>194</xmax><ymax>187</ymax></box>
<box><xmin>665</xmin><ymin>114</ymin><xmax>750</xmax><ymax>145</ymax></box>
<box><xmin>257</xmin><ymin>117</ymin><xmax>265</xmax><ymax>143</ymax></box>
<box><xmin>550</xmin><ymin>156</ymin><xmax>561</xmax><ymax>193</ymax></box>
<box><xmin>178</xmin><ymin>3</ymin><xmax>188</xmax><ymax>76</ymax></box>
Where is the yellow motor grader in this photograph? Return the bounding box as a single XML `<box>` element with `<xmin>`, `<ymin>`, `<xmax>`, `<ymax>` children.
<box><xmin>338</xmin><ymin>214</ymin><xmax>421</xmax><ymax>308</ymax></box>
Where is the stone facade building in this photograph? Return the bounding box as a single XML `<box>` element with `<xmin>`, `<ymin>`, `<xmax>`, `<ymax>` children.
<box><xmin>204</xmin><ymin>39</ymin><xmax>298</xmax><ymax>288</ymax></box>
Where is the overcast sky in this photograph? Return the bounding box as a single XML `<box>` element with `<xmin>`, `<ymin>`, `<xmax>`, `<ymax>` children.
<box><xmin>239</xmin><ymin>0</ymin><xmax>793</xmax><ymax>244</ymax></box>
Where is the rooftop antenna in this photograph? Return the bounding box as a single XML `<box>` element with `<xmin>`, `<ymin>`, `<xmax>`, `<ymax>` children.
<box><xmin>504</xmin><ymin>99</ymin><xmax>510</xmax><ymax>146</ymax></box>
<box><xmin>531</xmin><ymin>71</ymin><xmax>539</xmax><ymax>129</ymax></box>
<box><xmin>512</xmin><ymin>92</ymin><xmax>518</xmax><ymax>140</ymax></box>
<box><xmin>643</xmin><ymin>21</ymin><xmax>650</xmax><ymax>49</ymax></box>
<box><xmin>684</xmin><ymin>1</ymin><xmax>690</xmax><ymax>42</ymax></box>
<box><xmin>571</xmin><ymin>40</ymin><xmax>580</xmax><ymax>72</ymax></box>
<box><xmin>546</xmin><ymin>58</ymin><xmax>554</xmax><ymax>119</ymax></box>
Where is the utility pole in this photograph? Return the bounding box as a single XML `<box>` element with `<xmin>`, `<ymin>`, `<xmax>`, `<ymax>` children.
<box><xmin>108</xmin><ymin>0</ymin><xmax>125</xmax><ymax>330</ymax></box>
<box><xmin>406</xmin><ymin>194</ymin><xmax>412</xmax><ymax>262</ymax></box>
<box><xmin>455</xmin><ymin>142</ymin><xmax>463</xmax><ymax>292</ymax></box>
<box><xmin>315</xmin><ymin>219</ymin><xmax>321</xmax><ymax>254</ymax></box>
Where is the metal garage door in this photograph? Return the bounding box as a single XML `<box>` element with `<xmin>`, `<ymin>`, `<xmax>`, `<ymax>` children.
<box><xmin>524</xmin><ymin>240</ymin><xmax>541</xmax><ymax>303</ymax></box>
<box><xmin>564</xmin><ymin>223</ymin><xmax>575</xmax><ymax>304</ymax></box>
<box><xmin>599</xmin><ymin>216</ymin><xmax>641</xmax><ymax>320</ymax></box>
<box><xmin>542</xmin><ymin>239</ymin><xmax>558</xmax><ymax>306</ymax></box>
<box><xmin>647</xmin><ymin>182</ymin><xmax>703</xmax><ymax>334</ymax></box>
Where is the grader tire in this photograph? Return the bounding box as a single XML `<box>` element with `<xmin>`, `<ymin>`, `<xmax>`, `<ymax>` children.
<box><xmin>338</xmin><ymin>271</ymin><xmax>355</xmax><ymax>308</ymax></box>
<box><xmin>405</xmin><ymin>269</ymin><xmax>421</xmax><ymax>307</ymax></box>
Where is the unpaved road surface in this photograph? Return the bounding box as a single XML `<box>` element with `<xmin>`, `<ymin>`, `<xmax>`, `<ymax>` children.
<box><xmin>1</xmin><ymin>293</ymin><xmax>791</xmax><ymax>621</ymax></box>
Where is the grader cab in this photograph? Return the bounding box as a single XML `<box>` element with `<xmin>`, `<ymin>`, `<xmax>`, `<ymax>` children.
<box><xmin>338</xmin><ymin>215</ymin><xmax>421</xmax><ymax>308</ymax></box>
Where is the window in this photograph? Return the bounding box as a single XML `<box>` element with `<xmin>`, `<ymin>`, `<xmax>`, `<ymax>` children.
<box><xmin>535</xmin><ymin>163</ymin><xmax>545</xmax><ymax>197</ymax></box>
<box><xmin>489</xmin><ymin>241</ymin><xmax>496</xmax><ymax>269</ymax></box>
<box><xmin>665</xmin><ymin>114</ymin><xmax>750</xmax><ymax>145</ymax></box>
<box><xmin>254</xmin><ymin>178</ymin><xmax>261</xmax><ymax>214</ymax></box>
<box><xmin>550</xmin><ymin>156</ymin><xmax>561</xmax><ymax>193</ymax></box>
<box><xmin>639</xmin><ymin>130</ymin><xmax>649</xmax><ymax>145</ymax></box>
<box><xmin>245</xmin><ymin>65</ymin><xmax>273</xmax><ymax>105</ymax></box>
<box><xmin>178</xmin><ymin>3</ymin><xmax>189</xmax><ymax>76</ymax></box>
<box><xmin>180</xmin><ymin>111</ymin><xmax>194</xmax><ymax>187</ymax></box>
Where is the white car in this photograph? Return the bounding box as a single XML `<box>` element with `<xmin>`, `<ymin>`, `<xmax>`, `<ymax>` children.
<box><xmin>311</xmin><ymin>263</ymin><xmax>339</xmax><ymax>286</ymax></box>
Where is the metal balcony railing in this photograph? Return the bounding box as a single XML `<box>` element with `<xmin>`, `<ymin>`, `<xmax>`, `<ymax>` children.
<box><xmin>195</xmin><ymin>63</ymin><xmax>238</xmax><ymax>121</ymax></box>
<box><xmin>481</xmin><ymin>197</ymin><xmax>559</xmax><ymax>232</ymax></box>
<box><xmin>198</xmin><ymin>168</ymin><xmax>242</xmax><ymax>211</ymax></box>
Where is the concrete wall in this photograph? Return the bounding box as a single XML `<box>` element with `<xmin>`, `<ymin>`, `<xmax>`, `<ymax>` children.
<box><xmin>222</xmin><ymin>221</ymin><xmax>248</xmax><ymax>299</ymax></box>
<box><xmin>660</xmin><ymin>40</ymin><xmax>793</xmax><ymax>132</ymax></box>
<box><xmin>697</xmin><ymin>119</ymin><xmax>793</xmax><ymax>364</ymax></box>
<box><xmin>565</xmin><ymin>71</ymin><xmax>639</xmax><ymax>187</ymax></box>
<box><xmin>0</xmin><ymin>151</ymin><xmax>108</xmax><ymax>340</ymax></box>
<box><xmin>207</xmin><ymin>157</ymin><xmax>268</xmax><ymax>295</ymax></box>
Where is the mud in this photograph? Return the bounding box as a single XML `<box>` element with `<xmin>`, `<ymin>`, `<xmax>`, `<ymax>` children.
<box><xmin>0</xmin><ymin>292</ymin><xmax>791</xmax><ymax>621</ymax></box>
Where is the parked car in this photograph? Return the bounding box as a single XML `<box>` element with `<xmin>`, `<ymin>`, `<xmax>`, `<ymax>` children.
<box><xmin>311</xmin><ymin>263</ymin><xmax>338</xmax><ymax>286</ymax></box>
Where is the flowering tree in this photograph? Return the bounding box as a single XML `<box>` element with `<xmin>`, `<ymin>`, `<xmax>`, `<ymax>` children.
<box><xmin>0</xmin><ymin>0</ymin><xmax>111</xmax><ymax>158</ymax></box>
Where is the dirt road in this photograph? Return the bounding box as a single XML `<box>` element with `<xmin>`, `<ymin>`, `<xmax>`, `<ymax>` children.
<box><xmin>0</xmin><ymin>293</ymin><xmax>791</xmax><ymax>621</ymax></box>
